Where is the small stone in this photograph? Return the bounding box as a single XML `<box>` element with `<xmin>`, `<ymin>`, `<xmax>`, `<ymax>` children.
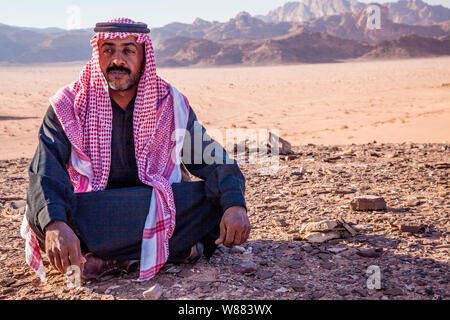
<box><xmin>143</xmin><ymin>284</ymin><xmax>163</xmax><ymax>300</ymax></box>
<box><xmin>356</xmin><ymin>248</ymin><xmax>383</xmax><ymax>258</ymax></box>
<box><xmin>165</xmin><ymin>266</ymin><xmax>182</xmax><ymax>274</ymax></box>
<box><xmin>321</xmin><ymin>262</ymin><xmax>334</xmax><ymax>270</ymax></box>
<box><xmin>286</xmin><ymin>155</ymin><xmax>299</xmax><ymax>161</ymax></box>
<box><xmin>230</xmin><ymin>246</ymin><xmax>246</xmax><ymax>254</ymax></box>
<box><xmin>2</xmin><ymin>287</ymin><xmax>15</xmax><ymax>295</ymax></box>
<box><xmin>350</xmin><ymin>195</ymin><xmax>387</xmax><ymax>211</ymax></box>
<box><xmin>317</xmin><ymin>253</ymin><xmax>331</xmax><ymax>260</ymax></box>
<box><xmin>8</xmin><ymin>200</ymin><xmax>27</xmax><ymax>209</ymax></box>
<box><xmin>288</xmin><ymin>260</ymin><xmax>305</xmax><ymax>269</ymax></box>
<box><xmin>405</xmin><ymin>284</ymin><xmax>415</xmax><ymax>292</ymax></box>
<box><xmin>0</xmin><ymin>279</ymin><xmax>16</xmax><ymax>287</ymax></box>
<box><xmin>398</xmin><ymin>224</ymin><xmax>425</xmax><ymax>234</ymax></box>
<box><xmin>231</xmin><ymin>261</ymin><xmax>257</xmax><ymax>275</ymax></box>
<box><xmin>334</xmin><ymin>189</ymin><xmax>357</xmax><ymax>195</ymax></box>
<box><xmin>275</xmin><ymin>287</ymin><xmax>289</xmax><ymax>293</ymax></box>
<box><xmin>337</xmin><ymin>288</ymin><xmax>350</xmax><ymax>296</ymax></box>
<box><xmin>303</xmin><ymin>231</ymin><xmax>341</xmax><ymax>243</ymax></box>
<box><xmin>384</xmin><ymin>287</ymin><xmax>403</xmax><ymax>296</ymax></box>
<box><xmin>311</xmin><ymin>291</ymin><xmax>325</xmax><ymax>299</ymax></box>
<box><xmin>9</xmin><ymin>281</ymin><xmax>30</xmax><ymax>288</ymax></box>
<box><xmin>425</xmin><ymin>287</ymin><xmax>434</xmax><ymax>295</ymax></box>
<box><xmin>300</xmin><ymin>220</ymin><xmax>339</xmax><ymax>233</ymax></box>
<box><xmin>105</xmin><ymin>285</ymin><xmax>121</xmax><ymax>292</ymax></box>
<box><xmin>301</xmin><ymin>243</ymin><xmax>313</xmax><ymax>253</ymax></box>
<box><xmin>290</xmin><ymin>281</ymin><xmax>306</xmax><ymax>292</ymax></box>
<box><xmin>415</xmin><ymin>279</ymin><xmax>427</xmax><ymax>286</ymax></box>
<box><xmin>434</xmin><ymin>163</ymin><xmax>450</xmax><ymax>169</ymax></box>
<box><xmin>327</xmin><ymin>247</ymin><xmax>347</xmax><ymax>254</ymax></box>
<box><xmin>255</xmin><ymin>270</ymin><xmax>274</xmax><ymax>280</ymax></box>
<box><xmin>370</xmin><ymin>152</ymin><xmax>381</xmax><ymax>157</ymax></box>
<box><xmin>354</xmin><ymin>288</ymin><xmax>368</xmax><ymax>297</ymax></box>
<box><xmin>407</xmin><ymin>198</ymin><xmax>422</xmax><ymax>207</ymax></box>
<box><xmin>342</xmin><ymin>149</ymin><xmax>355</xmax><ymax>156</ymax></box>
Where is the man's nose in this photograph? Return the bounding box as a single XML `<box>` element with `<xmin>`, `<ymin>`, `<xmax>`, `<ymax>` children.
<box><xmin>111</xmin><ymin>50</ymin><xmax>125</xmax><ymax>66</ymax></box>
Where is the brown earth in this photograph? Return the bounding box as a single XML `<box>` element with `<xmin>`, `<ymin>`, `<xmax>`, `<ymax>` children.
<box><xmin>0</xmin><ymin>142</ymin><xmax>449</xmax><ymax>300</ymax></box>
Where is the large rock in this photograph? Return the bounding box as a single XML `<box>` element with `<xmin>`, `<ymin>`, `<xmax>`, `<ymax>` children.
<box><xmin>269</xmin><ymin>132</ymin><xmax>292</xmax><ymax>155</ymax></box>
<box><xmin>350</xmin><ymin>195</ymin><xmax>387</xmax><ymax>211</ymax></box>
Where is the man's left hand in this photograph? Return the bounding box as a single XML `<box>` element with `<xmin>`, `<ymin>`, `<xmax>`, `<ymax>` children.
<box><xmin>215</xmin><ymin>206</ymin><xmax>251</xmax><ymax>247</ymax></box>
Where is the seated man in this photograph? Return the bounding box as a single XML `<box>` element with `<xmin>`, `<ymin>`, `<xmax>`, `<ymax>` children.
<box><xmin>21</xmin><ymin>18</ymin><xmax>250</xmax><ymax>282</ymax></box>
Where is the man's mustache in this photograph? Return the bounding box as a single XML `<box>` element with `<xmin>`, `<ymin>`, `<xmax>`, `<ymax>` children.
<box><xmin>107</xmin><ymin>65</ymin><xmax>131</xmax><ymax>74</ymax></box>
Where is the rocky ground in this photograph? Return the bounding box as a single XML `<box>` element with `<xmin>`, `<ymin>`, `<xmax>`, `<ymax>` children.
<box><xmin>0</xmin><ymin>142</ymin><xmax>449</xmax><ymax>300</ymax></box>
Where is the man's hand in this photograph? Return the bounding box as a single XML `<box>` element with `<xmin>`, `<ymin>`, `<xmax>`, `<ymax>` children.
<box><xmin>45</xmin><ymin>221</ymin><xmax>86</xmax><ymax>275</ymax></box>
<box><xmin>215</xmin><ymin>206</ymin><xmax>251</xmax><ymax>247</ymax></box>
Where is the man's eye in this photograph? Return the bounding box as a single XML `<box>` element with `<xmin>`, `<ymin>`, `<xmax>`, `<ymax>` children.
<box><xmin>124</xmin><ymin>48</ymin><xmax>135</xmax><ymax>54</ymax></box>
<box><xmin>104</xmin><ymin>48</ymin><xmax>113</xmax><ymax>54</ymax></box>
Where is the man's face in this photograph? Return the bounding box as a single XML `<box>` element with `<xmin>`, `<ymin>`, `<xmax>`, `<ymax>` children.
<box><xmin>98</xmin><ymin>36</ymin><xmax>145</xmax><ymax>91</ymax></box>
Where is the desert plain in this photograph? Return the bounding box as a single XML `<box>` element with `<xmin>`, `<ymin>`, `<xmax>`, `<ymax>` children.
<box><xmin>0</xmin><ymin>56</ymin><xmax>449</xmax><ymax>300</ymax></box>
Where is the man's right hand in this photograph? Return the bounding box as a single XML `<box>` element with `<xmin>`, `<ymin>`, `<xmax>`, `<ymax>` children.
<box><xmin>45</xmin><ymin>221</ymin><xmax>86</xmax><ymax>275</ymax></box>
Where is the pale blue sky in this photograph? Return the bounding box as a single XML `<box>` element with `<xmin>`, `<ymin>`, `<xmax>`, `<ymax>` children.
<box><xmin>0</xmin><ymin>0</ymin><xmax>449</xmax><ymax>29</ymax></box>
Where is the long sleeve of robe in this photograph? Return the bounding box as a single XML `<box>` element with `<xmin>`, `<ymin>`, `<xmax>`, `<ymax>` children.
<box><xmin>26</xmin><ymin>99</ymin><xmax>247</xmax><ymax>234</ymax></box>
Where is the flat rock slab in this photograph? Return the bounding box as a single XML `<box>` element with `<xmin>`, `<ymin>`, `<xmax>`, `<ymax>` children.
<box><xmin>356</xmin><ymin>248</ymin><xmax>384</xmax><ymax>258</ymax></box>
<box><xmin>350</xmin><ymin>195</ymin><xmax>387</xmax><ymax>211</ymax></box>
<box><xmin>143</xmin><ymin>284</ymin><xmax>163</xmax><ymax>300</ymax></box>
<box><xmin>303</xmin><ymin>231</ymin><xmax>341</xmax><ymax>243</ymax></box>
<box><xmin>300</xmin><ymin>220</ymin><xmax>339</xmax><ymax>233</ymax></box>
<box><xmin>231</xmin><ymin>261</ymin><xmax>257</xmax><ymax>274</ymax></box>
<box><xmin>398</xmin><ymin>224</ymin><xmax>425</xmax><ymax>234</ymax></box>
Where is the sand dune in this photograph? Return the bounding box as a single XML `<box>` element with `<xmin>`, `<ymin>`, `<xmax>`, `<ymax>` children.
<box><xmin>0</xmin><ymin>57</ymin><xmax>449</xmax><ymax>160</ymax></box>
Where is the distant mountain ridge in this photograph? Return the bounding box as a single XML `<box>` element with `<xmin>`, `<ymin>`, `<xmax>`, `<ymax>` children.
<box><xmin>257</xmin><ymin>0</ymin><xmax>450</xmax><ymax>25</ymax></box>
<box><xmin>298</xmin><ymin>4</ymin><xmax>449</xmax><ymax>43</ymax></box>
<box><xmin>385</xmin><ymin>0</ymin><xmax>450</xmax><ymax>25</ymax></box>
<box><xmin>0</xmin><ymin>0</ymin><xmax>449</xmax><ymax>64</ymax></box>
<box><xmin>257</xmin><ymin>0</ymin><xmax>365</xmax><ymax>23</ymax></box>
<box><xmin>0</xmin><ymin>25</ymin><xmax>92</xmax><ymax>62</ymax></box>
<box><xmin>155</xmin><ymin>29</ymin><xmax>450</xmax><ymax>67</ymax></box>
<box><xmin>151</xmin><ymin>12</ymin><xmax>296</xmax><ymax>48</ymax></box>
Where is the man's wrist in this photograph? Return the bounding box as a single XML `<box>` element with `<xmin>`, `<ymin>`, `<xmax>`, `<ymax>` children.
<box><xmin>44</xmin><ymin>220</ymin><xmax>67</xmax><ymax>232</ymax></box>
<box><xmin>39</xmin><ymin>204</ymin><xmax>68</xmax><ymax>232</ymax></box>
<box><xmin>223</xmin><ymin>204</ymin><xmax>247</xmax><ymax>214</ymax></box>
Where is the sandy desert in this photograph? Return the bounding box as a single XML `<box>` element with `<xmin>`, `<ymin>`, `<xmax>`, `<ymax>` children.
<box><xmin>0</xmin><ymin>57</ymin><xmax>449</xmax><ymax>300</ymax></box>
<box><xmin>1</xmin><ymin>57</ymin><xmax>450</xmax><ymax>160</ymax></box>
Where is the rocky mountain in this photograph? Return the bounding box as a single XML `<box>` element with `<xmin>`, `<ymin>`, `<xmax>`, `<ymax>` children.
<box><xmin>155</xmin><ymin>27</ymin><xmax>450</xmax><ymax>67</ymax></box>
<box><xmin>155</xmin><ymin>28</ymin><xmax>371</xmax><ymax>66</ymax></box>
<box><xmin>151</xmin><ymin>12</ymin><xmax>295</xmax><ymax>48</ymax></box>
<box><xmin>257</xmin><ymin>0</ymin><xmax>365</xmax><ymax>23</ymax></box>
<box><xmin>258</xmin><ymin>0</ymin><xmax>450</xmax><ymax>26</ymax></box>
<box><xmin>300</xmin><ymin>4</ymin><xmax>449</xmax><ymax>43</ymax></box>
<box><xmin>0</xmin><ymin>24</ymin><xmax>92</xmax><ymax>63</ymax></box>
<box><xmin>151</xmin><ymin>3</ymin><xmax>449</xmax><ymax>49</ymax></box>
<box><xmin>385</xmin><ymin>0</ymin><xmax>450</xmax><ymax>25</ymax></box>
<box><xmin>0</xmin><ymin>0</ymin><xmax>448</xmax><ymax>64</ymax></box>
<box><xmin>361</xmin><ymin>33</ymin><xmax>450</xmax><ymax>58</ymax></box>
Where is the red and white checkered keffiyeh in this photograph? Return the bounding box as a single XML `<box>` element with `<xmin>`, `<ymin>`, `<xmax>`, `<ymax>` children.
<box><xmin>21</xmin><ymin>17</ymin><xmax>190</xmax><ymax>282</ymax></box>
